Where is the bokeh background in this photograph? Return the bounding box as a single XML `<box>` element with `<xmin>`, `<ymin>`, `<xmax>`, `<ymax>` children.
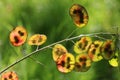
<box><xmin>0</xmin><ymin>0</ymin><xmax>120</xmax><ymax>80</ymax></box>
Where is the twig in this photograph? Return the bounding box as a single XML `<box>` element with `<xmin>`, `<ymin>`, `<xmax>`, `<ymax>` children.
<box><xmin>0</xmin><ymin>33</ymin><xmax>116</xmax><ymax>74</ymax></box>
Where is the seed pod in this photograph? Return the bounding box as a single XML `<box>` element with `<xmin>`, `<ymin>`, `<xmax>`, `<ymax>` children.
<box><xmin>74</xmin><ymin>54</ymin><xmax>92</xmax><ymax>72</ymax></box>
<box><xmin>28</xmin><ymin>34</ymin><xmax>47</xmax><ymax>46</ymax></box>
<box><xmin>1</xmin><ymin>71</ymin><xmax>19</xmax><ymax>80</ymax></box>
<box><xmin>52</xmin><ymin>44</ymin><xmax>68</xmax><ymax>61</ymax></box>
<box><xmin>69</xmin><ymin>4</ymin><xmax>89</xmax><ymax>28</ymax></box>
<box><xmin>101</xmin><ymin>40</ymin><xmax>115</xmax><ymax>60</ymax></box>
<box><xmin>9</xmin><ymin>26</ymin><xmax>27</xmax><ymax>46</ymax></box>
<box><xmin>109</xmin><ymin>52</ymin><xmax>118</xmax><ymax>67</ymax></box>
<box><xmin>56</xmin><ymin>53</ymin><xmax>75</xmax><ymax>73</ymax></box>
<box><xmin>74</xmin><ymin>36</ymin><xmax>92</xmax><ymax>54</ymax></box>
<box><xmin>88</xmin><ymin>41</ymin><xmax>103</xmax><ymax>62</ymax></box>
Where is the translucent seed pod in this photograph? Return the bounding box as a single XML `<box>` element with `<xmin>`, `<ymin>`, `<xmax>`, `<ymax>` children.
<box><xmin>52</xmin><ymin>44</ymin><xmax>68</xmax><ymax>61</ymax></box>
<box><xmin>88</xmin><ymin>41</ymin><xmax>103</xmax><ymax>62</ymax></box>
<box><xmin>109</xmin><ymin>52</ymin><xmax>118</xmax><ymax>67</ymax></box>
<box><xmin>9</xmin><ymin>26</ymin><xmax>27</xmax><ymax>46</ymax></box>
<box><xmin>69</xmin><ymin>4</ymin><xmax>89</xmax><ymax>28</ymax></box>
<box><xmin>74</xmin><ymin>36</ymin><xmax>92</xmax><ymax>54</ymax></box>
<box><xmin>28</xmin><ymin>34</ymin><xmax>47</xmax><ymax>46</ymax></box>
<box><xmin>1</xmin><ymin>71</ymin><xmax>19</xmax><ymax>80</ymax></box>
<box><xmin>74</xmin><ymin>54</ymin><xmax>92</xmax><ymax>72</ymax></box>
<box><xmin>101</xmin><ymin>40</ymin><xmax>115</xmax><ymax>60</ymax></box>
<box><xmin>56</xmin><ymin>53</ymin><xmax>75</xmax><ymax>73</ymax></box>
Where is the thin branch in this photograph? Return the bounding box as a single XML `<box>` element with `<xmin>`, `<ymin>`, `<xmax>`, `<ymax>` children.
<box><xmin>0</xmin><ymin>33</ymin><xmax>116</xmax><ymax>74</ymax></box>
<box><xmin>29</xmin><ymin>57</ymin><xmax>46</xmax><ymax>67</ymax></box>
<box><xmin>66</xmin><ymin>28</ymin><xmax>79</xmax><ymax>38</ymax></box>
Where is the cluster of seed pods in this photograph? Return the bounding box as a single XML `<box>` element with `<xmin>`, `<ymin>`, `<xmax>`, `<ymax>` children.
<box><xmin>9</xmin><ymin>26</ymin><xmax>47</xmax><ymax>47</ymax></box>
<box><xmin>1</xmin><ymin>26</ymin><xmax>47</xmax><ymax>79</ymax></box>
<box><xmin>51</xmin><ymin>4</ymin><xmax>117</xmax><ymax>73</ymax></box>
<box><xmin>1</xmin><ymin>3</ymin><xmax>118</xmax><ymax>79</ymax></box>
<box><xmin>52</xmin><ymin>36</ymin><xmax>117</xmax><ymax>73</ymax></box>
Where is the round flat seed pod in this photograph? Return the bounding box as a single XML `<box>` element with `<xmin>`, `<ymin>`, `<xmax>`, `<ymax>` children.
<box><xmin>88</xmin><ymin>41</ymin><xmax>103</xmax><ymax>62</ymax></box>
<box><xmin>1</xmin><ymin>71</ymin><xmax>19</xmax><ymax>80</ymax></box>
<box><xmin>74</xmin><ymin>36</ymin><xmax>92</xmax><ymax>54</ymax></box>
<box><xmin>74</xmin><ymin>54</ymin><xmax>91</xmax><ymax>72</ymax></box>
<box><xmin>101</xmin><ymin>40</ymin><xmax>115</xmax><ymax>60</ymax></box>
<box><xmin>69</xmin><ymin>4</ymin><xmax>89</xmax><ymax>28</ymax></box>
<box><xmin>28</xmin><ymin>34</ymin><xmax>47</xmax><ymax>46</ymax></box>
<box><xmin>52</xmin><ymin>44</ymin><xmax>68</xmax><ymax>61</ymax></box>
<box><xmin>56</xmin><ymin>53</ymin><xmax>75</xmax><ymax>73</ymax></box>
<box><xmin>74</xmin><ymin>54</ymin><xmax>92</xmax><ymax>72</ymax></box>
<box><xmin>109</xmin><ymin>52</ymin><xmax>118</xmax><ymax>67</ymax></box>
<box><xmin>9</xmin><ymin>26</ymin><xmax>27</xmax><ymax>46</ymax></box>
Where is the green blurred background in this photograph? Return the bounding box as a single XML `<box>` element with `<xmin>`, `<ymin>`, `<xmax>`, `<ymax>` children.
<box><xmin>0</xmin><ymin>0</ymin><xmax>120</xmax><ymax>80</ymax></box>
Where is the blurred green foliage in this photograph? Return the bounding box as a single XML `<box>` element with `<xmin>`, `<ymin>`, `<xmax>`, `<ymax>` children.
<box><xmin>0</xmin><ymin>0</ymin><xmax>120</xmax><ymax>80</ymax></box>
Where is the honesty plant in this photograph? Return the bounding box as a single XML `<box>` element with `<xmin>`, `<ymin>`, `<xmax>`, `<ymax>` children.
<box><xmin>0</xmin><ymin>3</ymin><xmax>119</xmax><ymax>80</ymax></box>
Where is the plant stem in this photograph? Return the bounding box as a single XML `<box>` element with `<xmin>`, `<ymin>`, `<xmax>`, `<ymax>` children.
<box><xmin>0</xmin><ymin>33</ymin><xmax>116</xmax><ymax>74</ymax></box>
